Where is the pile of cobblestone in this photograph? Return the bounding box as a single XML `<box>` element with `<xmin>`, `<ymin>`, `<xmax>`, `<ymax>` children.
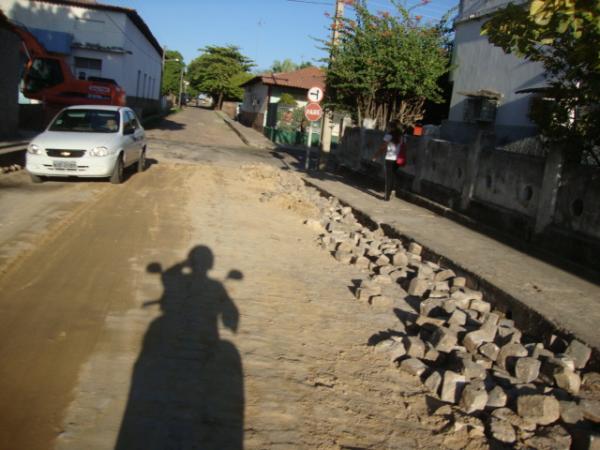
<box><xmin>303</xmin><ymin>194</ymin><xmax>600</xmax><ymax>449</ymax></box>
<box><xmin>1</xmin><ymin>163</ymin><xmax>22</xmax><ymax>174</ymax></box>
<box><xmin>250</xmin><ymin>163</ymin><xmax>599</xmax><ymax>448</ymax></box>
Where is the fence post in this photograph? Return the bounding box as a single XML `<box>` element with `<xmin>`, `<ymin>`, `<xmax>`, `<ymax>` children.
<box><xmin>410</xmin><ymin>136</ymin><xmax>431</xmax><ymax>194</ymax></box>
<box><xmin>459</xmin><ymin>130</ymin><xmax>493</xmax><ymax>211</ymax></box>
<box><xmin>534</xmin><ymin>144</ymin><xmax>564</xmax><ymax>234</ymax></box>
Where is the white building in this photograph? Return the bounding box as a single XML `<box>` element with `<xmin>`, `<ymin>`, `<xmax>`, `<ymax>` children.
<box><xmin>0</xmin><ymin>0</ymin><xmax>162</xmax><ymax>112</ymax></box>
<box><xmin>445</xmin><ymin>0</ymin><xmax>547</xmax><ymax>144</ymax></box>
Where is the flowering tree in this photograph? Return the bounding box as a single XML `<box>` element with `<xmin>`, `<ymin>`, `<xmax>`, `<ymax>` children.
<box><xmin>324</xmin><ymin>0</ymin><xmax>452</xmax><ymax>129</ymax></box>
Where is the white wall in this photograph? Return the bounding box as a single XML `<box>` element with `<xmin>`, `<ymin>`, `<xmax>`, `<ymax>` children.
<box><xmin>0</xmin><ymin>0</ymin><xmax>161</xmax><ymax>99</ymax></box>
<box><xmin>458</xmin><ymin>0</ymin><xmax>526</xmax><ymax>21</ymax></box>
<box><xmin>242</xmin><ymin>82</ymin><xmax>268</xmax><ymax>114</ymax></box>
<box><xmin>449</xmin><ymin>17</ymin><xmax>546</xmax><ymax>129</ymax></box>
<box><xmin>123</xmin><ymin>14</ymin><xmax>161</xmax><ymax>100</ymax></box>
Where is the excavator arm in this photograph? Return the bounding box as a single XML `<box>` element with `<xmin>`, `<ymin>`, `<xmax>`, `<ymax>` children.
<box><xmin>1</xmin><ymin>9</ymin><xmax>126</xmax><ymax>107</ymax></box>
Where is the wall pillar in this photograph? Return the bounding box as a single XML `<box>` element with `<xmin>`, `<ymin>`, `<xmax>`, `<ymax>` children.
<box><xmin>459</xmin><ymin>129</ymin><xmax>494</xmax><ymax>211</ymax></box>
<box><xmin>410</xmin><ymin>136</ymin><xmax>431</xmax><ymax>194</ymax></box>
<box><xmin>534</xmin><ymin>144</ymin><xmax>564</xmax><ymax>234</ymax></box>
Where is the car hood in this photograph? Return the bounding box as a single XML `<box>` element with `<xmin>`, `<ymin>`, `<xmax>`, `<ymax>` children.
<box><xmin>32</xmin><ymin>131</ymin><xmax>121</xmax><ymax>150</ymax></box>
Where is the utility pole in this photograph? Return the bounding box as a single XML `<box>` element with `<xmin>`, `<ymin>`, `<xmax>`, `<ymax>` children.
<box><xmin>178</xmin><ymin>64</ymin><xmax>184</xmax><ymax>109</ymax></box>
<box><xmin>319</xmin><ymin>0</ymin><xmax>345</xmax><ymax>170</ymax></box>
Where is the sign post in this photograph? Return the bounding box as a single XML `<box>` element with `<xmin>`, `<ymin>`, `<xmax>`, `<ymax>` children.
<box><xmin>304</xmin><ymin>97</ymin><xmax>323</xmax><ymax>170</ymax></box>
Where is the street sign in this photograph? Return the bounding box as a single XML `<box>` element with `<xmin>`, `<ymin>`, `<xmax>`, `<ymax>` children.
<box><xmin>307</xmin><ymin>86</ymin><xmax>324</xmax><ymax>103</ymax></box>
<box><xmin>304</xmin><ymin>102</ymin><xmax>323</xmax><ymax>122</ymax></box>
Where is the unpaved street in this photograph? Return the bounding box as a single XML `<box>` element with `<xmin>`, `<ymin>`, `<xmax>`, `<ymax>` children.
<box><xmin>0</xmin><ymin>108</ymin><xmax>481</xmax><ymax>450</ymax></box>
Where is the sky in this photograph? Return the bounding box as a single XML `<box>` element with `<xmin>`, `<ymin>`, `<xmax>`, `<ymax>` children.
<box><xmin>105</xmin><ymin>0</ymin><xmax>458</xmax><ymax>71</ymax></box>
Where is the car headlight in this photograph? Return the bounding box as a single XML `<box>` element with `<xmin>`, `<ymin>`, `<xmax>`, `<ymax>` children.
<box><xmin>27</xmin><ymin>143</ymin><xmax>43</xmax><ymax>155</ymax></box>
<box><xmin>89</xmin><ymin>146</ymin><xmax>110</xmax><ymax>157</ymax></box>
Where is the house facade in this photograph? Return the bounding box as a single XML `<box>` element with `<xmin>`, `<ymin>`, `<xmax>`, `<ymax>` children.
<box><xmin>240</xmin><ymin>66</ymin><xmax>325</xmax><ymax>132</ymax></box>
<box><xmin>445</xmin><ymin>0</ymin><xmax>547</xmax><ymax>144</ymax></box>
<box><xmin>0</xmin><ymin>0</ymin><xmax>162</xmax><ymax>114</ymax></box>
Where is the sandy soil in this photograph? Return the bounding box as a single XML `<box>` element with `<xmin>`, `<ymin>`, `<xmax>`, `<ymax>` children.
<box><xmin>0</xmin><ymin>109</ymin><xmax>486</xmax><ymax>450</ymax></box>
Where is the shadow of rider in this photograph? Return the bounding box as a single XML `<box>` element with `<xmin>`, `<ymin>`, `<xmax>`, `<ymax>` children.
<box><xmin>115</xmin><ymin>245</ymin><xmax>244</xmax><ymax>450</ymax></box>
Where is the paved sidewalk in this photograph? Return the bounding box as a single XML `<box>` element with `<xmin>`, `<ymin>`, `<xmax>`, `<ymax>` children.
<box><xmin>216</xmin><ymin>111</ymin><xmax>276</xmax><ymax>150</ymax></box>
<box><xmin>303</xmin><ymin>171</ymin><xmax>600</xmax><ymax>364</ymax></box>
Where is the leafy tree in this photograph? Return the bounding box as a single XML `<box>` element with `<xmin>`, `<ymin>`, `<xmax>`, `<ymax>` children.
<box><xmin>162</xmin><ymin>50</ymin><xmax>184</xmax><ymax>96</ymax></box>
<box><xmin>278</xmin><ymin>93</ymin><xmax>297</xmax><ymax>106</ymax></box>
<box><xmin>271</xmin><ymin>59</ymin><xmax>297</xmax><ymax>73</ymax></box>
<box><xmin>323</xmin><ymin>0</ymin><xmax>452</xmax><ymax>129</ymax></box>
<box><xmin>228</xmin><ymin>71</ymin><xmax>254</xmax><ymax>102</ymax></box>
<box><xmin>270</xmin><ymin>59</ymin><xmax>315</xmax><ymax>73</ymax></box>
<box><xmin>482</xmin><ymin>0</ymin><xmax>600</xmax><ymax>164</ymax></box>
<box><xmin>187</xmin><ymin>45</ymin><xmax>254</xmax><ymax>109</ymax></box>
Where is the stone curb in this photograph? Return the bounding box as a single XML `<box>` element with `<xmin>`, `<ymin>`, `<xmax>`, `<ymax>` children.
<box><xmin>302</xmin><ymin>178</ymin><xmax>600</xmax><ymax>370</ymax></box>
<box><xmin>215</xmin><ymin>110</ymin><xmax>251</xmax><ymax>147</ymax></box>
<box><xmin>215</xmin><ymin>110</ymin><xmax>275</xmax><ymax>150</ymax></box>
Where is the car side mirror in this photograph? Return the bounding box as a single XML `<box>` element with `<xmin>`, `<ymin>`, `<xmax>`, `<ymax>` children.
<box><xmin>123</xmin><ymin>126</ymin><xmax>135</xmax><ymax>135</ymax></box>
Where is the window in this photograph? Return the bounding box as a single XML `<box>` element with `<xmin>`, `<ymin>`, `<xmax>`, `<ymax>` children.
<box><xmin>25</xmin><ymin>57</ymin><xmax>64</xmax><ymax>93</ymax></box>
<box><xmin>463</xmin><ymin>96</ymin><xmax>498</xmax><ymax>123</ymax></box>
<box><xmin>136</xmin><ymin>70</ymin><xmax>141</xmax><ymax>97</ymax></box>
<box><xmin>73</xmin><ymin>57</ymin><xmax>102</xmax><ymax>80</ymax></box>
<box><xmin>74</xmin><ymin>57</ymin><xmax>102</xmax><ymax>71</ymax></box>
<box><xmin>126</xmin><ymin>110</ymin><xmax>140</xmax><ymax>129</ymax></box>
<box><xmin>49</xmin><ymin>109</ymin><xmax>120</xmax><ymax>133</ymax></box>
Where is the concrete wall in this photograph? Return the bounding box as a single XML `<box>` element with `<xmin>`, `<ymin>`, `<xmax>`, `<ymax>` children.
<box><xmin>554</xmin><ymin>165</ymin><xmax>600</xmax><ymax>240</ymax></box>
<box><xmin>473</xmin><ymin>150</ymin><xmax>545</xmax><ymax>218</ymax></box>
<box><xmin>0</xmin><ymin>27</ymin><xmax>20</xmax><ymax>138</ymax></box>
<box><xmin>221</xmin><ymin>101</ymin><xmax>238</xmax><ymax>120</ymax></box>
<box><xmin>334</xmin><ymin>127</ymin><xmax>600</xmax><ymax>267</ymax></box>
<box><xmin>1</xmin><ymin>0</ymin><xmax>161</xmax><ymax>100</ymax></box>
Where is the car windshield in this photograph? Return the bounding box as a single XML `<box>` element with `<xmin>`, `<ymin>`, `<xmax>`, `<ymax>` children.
<box><xmin>49</xmin><ymin>110</ymin><xmax>120</xmax><ymax>133</ymax></box>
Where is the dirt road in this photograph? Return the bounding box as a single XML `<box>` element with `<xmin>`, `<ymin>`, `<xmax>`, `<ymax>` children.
<box><xmin>0</xmin><ymin>109</ymin><xmax>478</xmax><ymax>450</ymax></box>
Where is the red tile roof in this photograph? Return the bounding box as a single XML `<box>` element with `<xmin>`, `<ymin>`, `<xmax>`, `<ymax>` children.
<box><xmin>242</xmin><ymin>66</ymin><xmax>325</xmax><ymax>91</ymax></box>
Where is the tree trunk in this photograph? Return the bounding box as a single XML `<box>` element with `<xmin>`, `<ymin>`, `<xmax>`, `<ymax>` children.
<box><xmin>217</xmin><ymin>92</ymin><xmax>224</xmax><ymax>110</ymax></box>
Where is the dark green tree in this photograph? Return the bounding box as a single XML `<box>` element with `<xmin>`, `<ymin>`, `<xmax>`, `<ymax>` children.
<box><xmin>187</xmin><ymin>45</ymin><xmax>254</xmax><ymax>109</ymax></box>
<box><xmin>161</xmin><ymin>50</ymin><xmax>184</xmax><ymax>96</ymax></box>
<box><xmin>298</xmin><ymin>61</ymin><xmax>315</xmax><ymax>69</ymax></box>
<box><xmin>482</xmin><ymin>0</ymin><xmax>600</xmax><ymax>164</ymax></box>
<box><xmin>323</xmin><ymin>0</ymin><xmax>452</xmax><ymax>129</ymax></box>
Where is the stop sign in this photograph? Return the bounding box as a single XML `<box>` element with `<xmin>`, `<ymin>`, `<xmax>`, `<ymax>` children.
<box><xmin>304</xmin><ymin>102</ymin><xmax>323</xmax><ymax>122</ymax></box>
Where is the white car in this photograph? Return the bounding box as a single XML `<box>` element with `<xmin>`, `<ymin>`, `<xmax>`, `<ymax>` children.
<box><xmin>26</xmin><ymin>105</ymin><xmax>147</xmax><ymax>184</ymax></box>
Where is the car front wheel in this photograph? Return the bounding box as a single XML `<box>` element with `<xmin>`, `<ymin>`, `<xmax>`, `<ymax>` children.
<box><xmin>110</xmin><ymin>155</ymin><xmax>124</xmax><ymax>184</ymax></box>
<box><xmin>30</xmin><ymin>173</ymin><xmax>44</xmax><ymax>183</ymax></box>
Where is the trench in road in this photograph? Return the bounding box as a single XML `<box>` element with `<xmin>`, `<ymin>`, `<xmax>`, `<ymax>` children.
<box><xmin>0</xmin><ymin>116</ymin><xmax>490</xmax><ymax>448</ymax></box>
<box><xmin>52</xmin><ymin>162</ymin><xmax>489</xmax><ymax>450</ymax></box>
